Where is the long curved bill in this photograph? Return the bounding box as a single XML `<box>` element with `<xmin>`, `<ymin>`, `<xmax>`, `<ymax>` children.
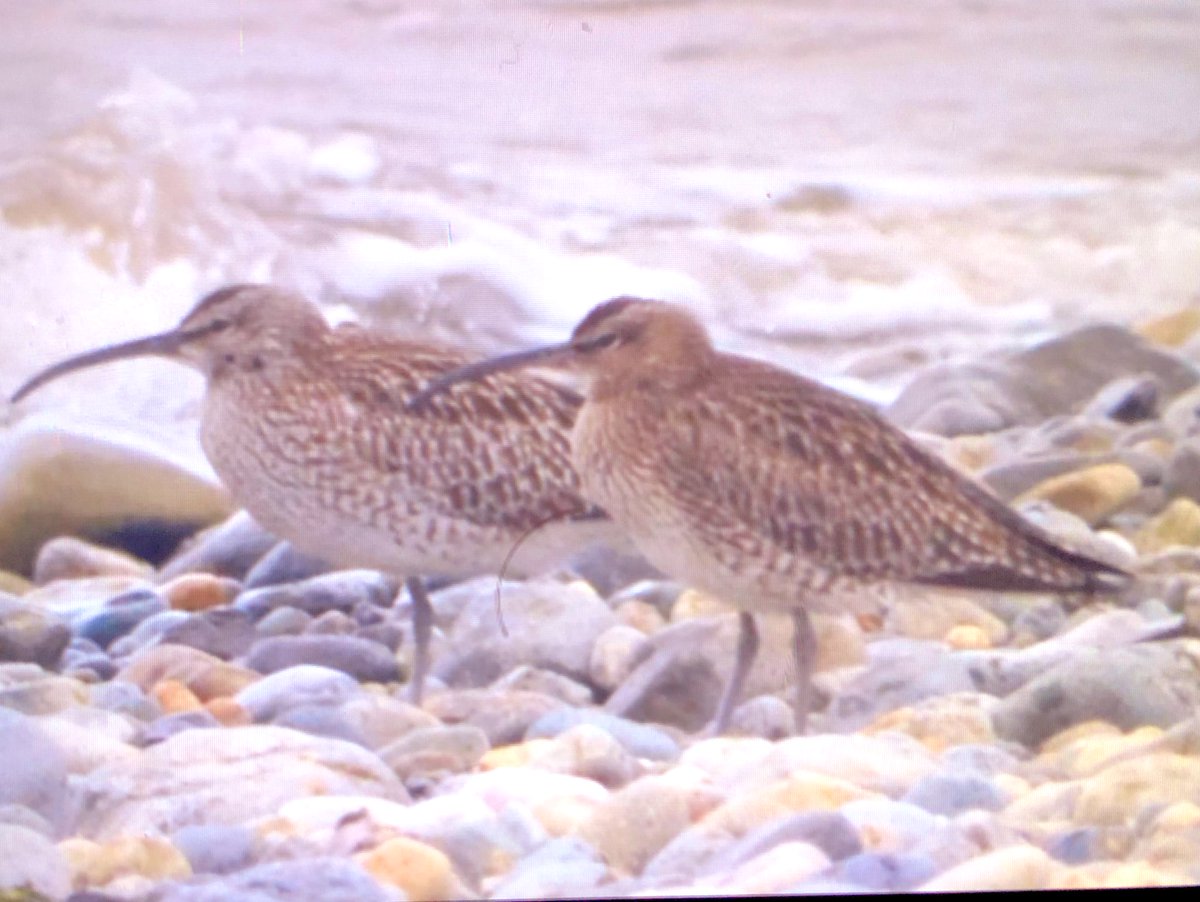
<box><xmin>406</xmin><ymin>341</ymin><xmax>574</xmax><ymax>411</ymax></box>
<box><xmin>9</xmin><ymin>329</ymin><xmax>188</xmax><ymax>404</ymax></box>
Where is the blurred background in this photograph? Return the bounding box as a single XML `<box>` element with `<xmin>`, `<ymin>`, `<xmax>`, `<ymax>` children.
<box><xmin>1</xmin><ymin>0</ymin><xmax>1198</xmax><ymax>460</ymax></box>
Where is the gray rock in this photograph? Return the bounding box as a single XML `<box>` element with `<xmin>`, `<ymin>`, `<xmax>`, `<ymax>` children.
<box><xmin>272</xmin><ymin>704</ymin><xmax>371</xmax><ymax>747</ymax></box>
<box><xmin>992</xmin><ymin>642</ymin><xmax>1200</xmax><ymax>747</ymax></box>
<box><xmin>338</xmin><ymin>693</ymin><xmax>438</xmax><ymax>750</ymax></box>
<box><xmin>235</xmin><ymin>665</ymin><xmax>362</xmax><ymax>722</ymax></box>
<box><xmin>107</xmin><ymin>609</ymin><xmax>192</xmax><ymax>657</ymax></box>
<box><xmin>255</xmin><ymin>606</ymin><xmax>312</xmax><ymax>637</ymax></box>
<box><xmin>835</xmin><ymin>851</ymin><xmax>939</xmax><ymax>891</ymax></box>
<box><xmin>889</xmin><ymin>324</ymin><xmax>1199</xmax><ymax>436</ymax></box>
<box><xmin>235</xmin><ymin>570</ymin><xmax>398</xmax><ymax>619</ymax></box>
<box><xmin>490</xmin><ymin>837</ymin><xmax>608</xmax><ymax>900</ymax></box>
<box><xmin>526</xmin><ymin>707</ymin><xmax>679</xmax><ymax>761</ymax></box>
<box><xmin>138</xmin><ymin>709</ymin><xmax>222</xmax><ymax>746</ymax></box>
<box><xmin>0</xmin><ymin>595</ymin><xmax>71</xmax><ymax>668</ymax></box>
<box><xmin>91</xmin><ymin>680</ymin><xmax>160</xmax><ymax>721</ymax></box>
<box><xmin>492</xmin><ymin>664</ymin><xmax>594</xmax><ymax>706</ymax></box>
<box><xmin>159</xmin><ymin>608</ymin><xmax>257</xmax><ymax>660</ymax></box>
<box><xmin>0</xmin><ymin>670</ymin><xmax>88</xmax><ymax>716</ymax></box>
<box><xmin>434</xmin><ymin>579</ymin><xmax>617</xmax><ymax>688</ymax></box>
<box><xmin>903</xmin><ymin>771</ymin><xmax>1007</xmax><ymax>815</ymax></box>
<box><xmin>356</xmin><ymin>621</ymin><xmax>404</xmax><ymax>652</ymax></box>
<box><xmin>1082</xmin><ymin>373</ymin><xmax>1161</xmax><ymax>423</ymax></box>
<box><xmin>379</xmin><ymin>724</ymin><xmax>490</xmax><ymax>783</ymax></box>
<box><xmin>159</xmin><ymin>511</ymin><xmax>279</xmax><ymax>582</ymax></box>
<box><xmin>0</xmin><ymin>709</ymin><xmax>71</xmax><ymax>833</ymax></box>
<box><xmin>1164</xmin><ymin>438</ymin><xmax>1200</xmax><ymax>502</ymax></box>
<box><xmin>243</xmin><ymin>541</ymin><xmax>332</xmax><ymax>589</ymax></box>
<box><xmin>76</xmin><ymin>726</ymin><xmax>406</xmax><ymax>840</ymax></box>
<box><xmin>154</xmin><ymin>857</ymin><xmax>400</xmax><ymax>902</ymax></box>
<box><xmin>244</xmin><ymin>635</ymin><xmax>400</xmax><ymax>683</ymax></box>
<box><xmin>565</xmin><ymin>542</ymin><xmax>665</xmax><ymax>598</ymax></box>
<box><xmin>938</xmin><ymin>743</ymin><xmax>1024</xmax><ymax>777</ymax></box>
<box><xmin>705</xmin><ymin>810</ymin><xmax>862</xmax><ymax>874</ymax></box>
<box><xmin>0</xmin><ymin>823</ymin><xmax>70</xmax><ymax>897</ymax></box>
<box><xmin>171</xmin><ymin>823</ymin><xmax>257</xmax><ymax>875</ymax></box>
<box><xmin>74</xmin><ymin>588</ymin><xmax>166</xmax><ymax>648</ymax></box>
<box><xmin>729</xmin><ymin>694</ymin><xmax>797</xmax><ymax>740</ymax></box>
<box><xmin>306</xmin><ymin>610</ymin><xmax>358</xmax><ymax>636</ymax></box>
<box><xmin>642</xmin><ymin>825</ymin><xmax>737</xmax><ymax>884</ymax></box>
<box><xmin>425</xmin><ymin>688</ymin><xmax>567</xmax><ymax>746</ymax></box>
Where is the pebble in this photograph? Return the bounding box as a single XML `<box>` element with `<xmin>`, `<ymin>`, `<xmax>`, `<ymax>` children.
<box><xmin>74</xmin><ymin>587</ymin><xmax>167</xmax><ymax>648</ymax></box>
<box><xmin>0</xmin><ymin>594</ymin><xmax>71</xmax><ymax>667</ymax></box>
<box><xmin>425</xmin><ymin>688</ymin><xmax>568</xmax><ymax>746</ymax></box>
<box><xmin>835</xmin><ymin>851</ymin><xmax>939</xmax><ymax>890</ymax></box>
<box><xmin>157</xmin><ymin>511</ymin><xmax>277</xmax><ymax>581</ymax></box>
<box><xmin>356</xmin><ymin>836</ymin><xmax>466</xmax><ymax>901</ymax></box>
<box><xmin>234</xmin><ymin>665</ymin><xmax>361</xmax><ymax>722</ymax></box>
<box><xmin>589</xmin><ymin>623</ymin><xmax>650</xmax><ymax>692</ymax></box>
<box><xmin>526</xmin><ymin>707</ymin><xmax>680</xmax><ymax>761</ymax></box>
<box><xmin>33</xmin><ymin>535</ymin><xmax>153</xmax><ymax>584</ymax></box>
<box><xmin>153</xmin><ymin>857</ymin><xmax>400</xmax><ymax>902</ymax></box>
<box><xmin>1074</xmin><ymin>753</ymin><xmax>1200</xmax><ymax>826</ymax></box>
<box><xmin>272</xmin><ymin>703</ymin><xmax>370</xmax><ymax>746</ymax></box>
<box><xmin>903</xmin><ymin>770</ymin><xmax>1007</xmax><ymax>816</ymax></box>
<box><xmin>729</xmin><ymin>694</ymin><xmax>798</xmax><ymax>739</ymax></box>
<box><xmin>491</xmin><ymin>664</ymin><xmax>594</xmax><ymax>706</ymax></box>
<box><xmin>0</xmin><ymin>823</ymin><xmax>71</xmax><ymax>898</ymax></box>
<box><xmin>244</xmin><ymin>634</ymin><xmax>401</xmax><ymax>683</ymax></box>
<box><xmin>162</xmin><ymin>572</ymin><xmax>241</xmax><ymax>612</ymax></box>
<box><xmin>338</xmin><ymin>693</ymin><xmax>439</xmax><ymax>749</ymax></box>
<box><xmin>62</xmin><ymin>834</ymin><xmax>192</xmax><ymax>890</ymax></box>
<box><xmin>1017</xmin><ymin>462</ymin><xmax>1141</xmax><ymax>526</ymax></box>
<box><xmin>1134</xmin><ymin>496</ymin><xmax>1200</xmax><ymax>552</ymax></box>
<box><xmin>434</xmin><ymin>578</ymin><xmax>617</xmax><ymax>688</ymax></box>
<box><xmin>578</xmin><ymin>774</ymin><xmax>708</xmax><ymax>875</ymax></box>
<box><xmin>158</xmin><ymin>607</ymin><xmax>257</xmax><ymax>659</ymax></box>
<box><xmin>118</xmin><ymin>644</ymin><xmax>261</xmax><ymax>701</ymax></box>
<box><xmin>170</xmin><ymin>823</ymin><xmax>256</xmax><ymax>875</ymax></box>
<box><xmin>255</xmin><ymin>605</ymin><xmax>312</xmax><ymax>636</ymax></box>
<box><xmin>0</xmin><ymin>668</ymin><xmax>89</xmax><ymax>715</ymax></box>
<box><xmin>378</xmin><ymin>723</ymin><xmax>490</xmax><ymax>783</ymax></box>
<box><xmin>919</xmin><ymin>843</ymin><xmax>1065</xmax><ymax>891</ymax></box>
<box><xmin>234</xmin><ymin>570</ymin><xmax>397</xmax><ymax>619</ymax></box>
<box><xmin>488</xmin><ymin>836</ymin><xmax>609</xmax><ymax>900</ymax></box>
<box><xmin>75</xmin><ymin>725</ymin><xmax>406</xmax><ymax>840</ymax></box>
<box><xmin>243</xmin><ymin>540</ymin><xmax>331</xmax><ymax>588</ymax></box>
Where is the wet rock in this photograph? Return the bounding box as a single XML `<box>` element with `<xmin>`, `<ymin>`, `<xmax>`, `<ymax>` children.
<box><xmin>0</xmin><ymin>708</ymin><xmax>71</xmax><ymax>832</ymax></box>
<box><xmin>527</xmin><ymin>707</ymin><xmax>679</xmax><ymax>761</ymax></box>
<box><xmin>0</xmin><ymin>823</ymin><xmax>70</xmax><ymax>897</ymax></box>
<box><xmin>235</xmin><ymin>570</ymin><xmax>397</xmax><ymax>619</ymax></box>
<box><xmin>0</xmin><ymin>416</ymin><xmax>233</xmax><ymax>575</ymax></box>
<box><xmin>76</xmin><ymin>725</ymin><xmax>406</xmax><ymax>839</ymax></box>
<box><xmin>425</xmin><ymin>688</ymin><xmax>567</xmax><ymax>747</ymax></box>
<box><xmin>435</xmin><ymin>578</ymin><xmax>617</xmax><ymax>688</ymax></box>
<box><xmin>491</xmin><ymin>664</ymin><xmax>594</xmax><ymax>706</ymax></box>
<box><xmin>170</xmin><ymin>823</ymin><xmax>256</xmax><ymax>876</ymax></box>
<box><xmin>0</xmin><ymin>595</ymin><xmax>70</xmax><ymax>667</ymax></box>
<box><xmin>992</xmin><ymin>642</ymin><xmax>1200</xmax><ymax>747</ymax></box>
<box><xmin>159</xmin><ymin>511</ymin><xmax>278</xmax><ymax>581</ymax></box>
<box><xmin>33</xmin><ymin>535</ymin><xmax>153</xmax><ymax>584</ymax></box>
<box><xmin>162</xmin><ymin>573</ymin><xmax>241</xmax><ymax>612</ymax></box>
<box><xmin>243</xmin><ymin>540</ymin><xmax>332</xmax><ymax>589</ymax></box>
<box><xmin>234</xmin><ymin>665</ymin><xmax>361</xmax><ymax>722</ymax></box>
<box><xmin>379</xmin><ymin>724</ymin><xmax>490</xmax><ymax>783</ymax></box>
<box><xmin>1017</xmin><ymin>462</ymin><xmax>1141</xmax><ymax>525</ymax></box>
<box><xmin>244</xmin><ymin>635</ymin><xmax>400</xmax><ymax>683</ymax></box>
<box><xmin>154</xmin><ymin>857</ymin><xmax>398</xmax><ymax>902</ymax></box>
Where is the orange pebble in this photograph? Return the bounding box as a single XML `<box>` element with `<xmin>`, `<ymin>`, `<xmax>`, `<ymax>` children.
<box><xmin>206</xmin><ymin>697</ymin><xmax>251</xmax><ymax>726</ymax></box>
<box><xmin>163</xmin><ymin>573</ymin><xmax>240</xmax><ymax>612</ymax></box>
<box><xmin>152</xmin><ymin>679</ymin><xmax>203</xmax><ymax>713</ymax></box>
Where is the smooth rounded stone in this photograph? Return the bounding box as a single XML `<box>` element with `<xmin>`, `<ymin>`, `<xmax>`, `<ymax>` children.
<box><xmin>272</xmin><ymin>704</ymin><xmax>371</xmax><ymax>747</ymax></box>
<box><xmin>162</xmin><ymin>573</ymin><xmax>241</xmax><ymax>613</ymax></box>
<box><xmin>62</xmin><ymin>834</ymin><xmax>192</xmax><ymax>890</ymax></box>
<box><xmin>1138</xmin><ymin>307</ymin><xmax>1200</xmax><ymax>347</ymax></box>
<box><xmin>158</xmin><ymin>608</ymin><xmax>257</xmax><ymax>660</ymax></box>
<box><xmin>1046</xmin><ymin>826</ymin><xmax>1105</xmax><ymax>865</ymax></box>
<box><xmin>834</xmin><ymin>851</ymin><xmax>938</xmax><ymax>891</ymax></box>
<box><xmin>235</xmin><ymin>665</ymin><xmax>362</xmax><ymax>722</ymax></box>
<box><xmin>702</xmin><ymin>840</ymin><xmax>833</xmax><ymax>896</ymax></box>
<box><xmin>61</xmin><ymin>652</ymin><xmax>118</xmax><ymax>683</ymax></box>
<box><xmin>158</xmin><ymin>511</ymin><xmax>277</xmax><ymax>582</ymax></box>
<box><xmin>20</xmin><ymin>575</ymin><xmax>150</xmax><ymax>624</ymax></box>
<box><xmin>564</xmin><ymin>543</ymin><xmax>666</xmax><ymax>600</ymax></box>
<box><xmin>306</xmin><ymin>609</ymin><xmax>357</xmax><ymax>635</ymax></box>
<box><xmin>578</xmin><ymin>774</ymin><xmax>706</xmax><ymax>875</ymax></box>
<box><xmin>526</xmin><ymin>707</ymin><xmax>679</xmax><ymax>762</ymax></box>
<box><xmin>118</xmin><ymin>644</ymin><xmax>261</xmax><ymax>702</ymax></box>
<box><xmin>33</xmin><ymin>535</ymin><xmax>153</xmax><ymax>585</ymax></box>
<box><xmin>170</xmin><ymin>824</ymin><xmax>256</xmax><ymax>875</ymax></box>
<box><xmin>992</xmin><ymin>642</ymin><xmax>1200</xmax><ymax>747</ymax></box>
<box><xmin>487</xmin><ymin>836</ymin><xmax>608</xmax><ymax>900</ymax></box>
<box><xmin>939</xmin><ymin>742</ymin><xmax>1024</xmax><ymax>777</ymax></box>
<box><xmin>378</xmin><ymin>724</ymin><xmax>489</xmax><ymax>783</ymax></box>
<box><xmin>492</xmin><ymin>664</ymin><xmax>594</xmax><ymax>707</ymax></box>
<box><xmin>521</xmin><ymin>724</ymin><xmax>640</xmax><ymax>789</ymax></box>
<box><xmin>1016</xmin><ymin>462</ymin><xmax>1142</xmax><ymax>526</ymax></box>
<box><xmin>1163</xmin><ymin>439</ymin><xmax>1200</xmax><ymax>502</ymax></box>
<box><xmin>0</xmin><ymin>571</ymin><xmax>32</xmax><ymax>595</ymax></box>
<box><xmin>1074</xmin><ymin>753</ymin><xmax>1200</xmax><ymax>827</ymax></box>
<box><xmin>889</xmin><ymin>324</ymin><xmax>1200</xmax><ymax>437</ymax></box>
<box><xmin>90</xmin><ymin>680</ymin><xmax>159</xmax><ymax>721</ymax></box>
<box><xmin>351</xmin><ymin>600</ymin><xmax>387</xmax><ymax>627</ymax></box>
<box><xmin>588</xmin><ymin>623</ymin><xmax>650</xmax><ymax>693</ymax></box>
<box><xmin>705</xmin><ymin>810</ymin><xmax>861</xmax><ymax>877</ymax></box>
<box><xmin>0</xmin><ymin>708</ymin><xmax>71</xmax><ymax>833</ymax></box>
<box><xmin>243</xmin><ymin>540</ymin><xmax>332</xmax><ymax>589</ymax></box>
<box><xmin>425</xmin><ymin>688</ymin><xmax>568</xmax><ymax>747</ymax></box>
<box><xmin>608</xmin><ymin>579</ymin><xmax>685</xmax><ymax>617</ymax></box>
<box><xmin>244</xmin><ymin>635</ymin><xmax>400</xmax><ymax>683</ymax></box>
<box><xmin>106</xmin><ymin>609</ymin><xmax>192</xmax><ymax>657</ymax></box>
<box><xmin>356</xmin><ymin>835</ymin><xmax>467</xmax><ymax>901</ymax></box>
<box><xmin>137</xmin><ymin>708</ymin><xmax>222</xmax><ymax>746</ymax></box>
<box><xmin>37</xmin><ymin>710</ymin><xmax>138</xmax><ymax>773</ymax></box>
<box><xmin>0</xmin><ymin>670</ymin><xmax>89</xmax><ymax>715</ymax></box>
<box><xmin>153</xmin><ymin>857</ymin><xmax>400</xmax><ymax>902</ymax></box>
<box><xmin>888</xmin><ymin>592</ymin><xmax>1008</xmax><ymax>645</ymax></box>
<box><xmin>919</xmin><ymin>843</ymin><xmax>1066</xmax><ymax>892</ymax></box>
<box><xmin>1135</xmin><ymin>496</ymin><xmax>1200</xmax><ymax>553</ymax></box>
<box><xmin>865</xmin><ymin>692</ymin><xmax>997</xmax><ymax>753</ymax></box>
<box><xmin>73</xmin><ymin>587</ymin><xmax>167</xmax><ymax>648</ymax></box>
<box><xmin>357</xmin><ymin>621</ymin><xmax>404</xmax><ymax>653</ymax></box>
<box><xmin>234</xmin><ymin>570</ymin><xmax>398</xmax><ymax>620</ymax></box>
<box><xmin>729</xmin><ymin>694</ymin><xmax>797</xmax><ymax>740</ymax></box>
<box><xmin>254</xmin><ymin>605</ymin><xmax>312</xmax><ymax>637</ymax></box>
<box><xmin>75</xmin><ymin>725</ymin><xmax>407</xmax><ymax>840</ymax></box>
<box><xmin>1082</xmin><ymin>373</ymin><xmax>1161</xmax><ymax>423</ymax></box>
<box><xmin>902</xmin><ymin>770</ymin><xmax>1007</xmax><ymax>816</ymax></box>
<box><xmin>0</xmin><ymin>594</ymin><xmax>71</xmax><ymax>667</ymax></box>
<box><xmin>434</xmin><ymin>578</ymin><xmax>617</xmax><ymax>688</ymax></box>
<box><xmin>338</xmin><ymin>693</ymin><xmax>439</xmax><ymax>750</ymax></box>
<box><xmin>0</xmin><ymin>823</ymin><xmax>70</xmax><ymax>897</ymax></box>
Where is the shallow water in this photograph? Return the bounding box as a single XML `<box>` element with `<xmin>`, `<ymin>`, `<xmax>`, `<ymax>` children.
<box><xmin>1</xmin><ymin>0</ymin><xmax>1198</xmax><ymax>466</ymax></box>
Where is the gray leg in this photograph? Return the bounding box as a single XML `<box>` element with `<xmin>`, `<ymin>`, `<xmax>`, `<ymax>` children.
<box><xmin>792</xmin><ymin>609</ymin><xmax>816</xmax><ymax>734</ymax></box>
<box><xmin>705</xmin><ymin>612</ymin><xmax>759</xmax><ymax>736</ymax></box>
<box><xmin>406</xmin><ymin>576</ymin><xmax>432</xmax><ymax>706</ymax></box>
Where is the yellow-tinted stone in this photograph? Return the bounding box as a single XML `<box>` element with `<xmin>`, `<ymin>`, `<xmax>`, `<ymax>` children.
<box><xmin>1040</xmin><ymin>720</ymin><xmax>1123</xmax><ymax>754</ymax></box>
<box><xmin>1043</xmin><ymin>725</ymin><xmax>1165</xmax><ymax>779</ymax></box>
<box><xmin>671</xmin><ymin>588</ymin><xmax>730</xmax><ymax>621</ymax></box>
<box><xmin>890</xmin><ymin>593</ymin><xmax>1008</xmax><ymax>645</ymax></box>
<box><xmin>944</xmin><ymin>624</ymin><xmax>992</xmax><ymax>650</ymax></box>
<box><xmin>0</xmin><ymin>570</ymin><xmax>32</xmax><ymax>595</ymax></box>
<box><xmin>703</xmin><ymin>771</ymin><xmax>880</xmax><ymax>836</ymax></box>
<box><xmin>206</xmin><ymin>697</ymin><xmax>251</xmax><ymax>726</ymax></box>
<box><xmin>357</xmin><ymin>837</ymin><xmax>460</xmax><ymax>901</ymax></box>
<box><xmin>1134</xmin><ymin>497</ymin><xmax>1200</xmax><ymax>553</ymax></box>
<box><xmin>1018</xmin><ymin>463</ymin><xmax>1141</xmax><ymax>526</ymax></box>
<box><xmin>946</xmin><ymin>435</ymin><xmax>998</xmax><ymax>473</ymax></box>
<box><xmin>151</xmin><ymin>679</ymin><xmax>203</xmax><ymax>714</ymax></box>
<box><xmin>1074</xmin><ymin>754</ymin><xmax>1200</xmax><ymax>826</ymax></box>
<box><xmin>614</xmin><ymin>598</ymin><xmax>666</xmax><ymax>634</ymax></box>
<box><xmin>118</xmin><ymin>644</ymin><xmax>260</xmax><ymax>701</ymax></box>
<box><xmin>61</xmin><ymin>836</ymin><xmax>190</xmax><ymax>889</ymax></box>
<box><xmin>479</xmin><ymin>739</ymin><xmax>554</xmax><ymax>771</ymax></box>
<box><xmin>1137</xmin><ymin>307</ymin><xmax>1200</xmax><ymax>347</ymax></box>
<box><xmin>531</xmin><ymin>793</ymin><xmax>603</xmax><ymax>837</ymax></box>
<box><xmin>162</xmin><ymin>572</ymin><xmax>240</xmax><ymax>612</ymax></box>
<box><xmin>864</xmin><ymin>695</ymin><xmax>994</xmax><ymax>753</ymax></box>
<box><xmin>920</xmin><ymin>844</ymin><xmax>1065</xmax><ymax>892</ymax></box>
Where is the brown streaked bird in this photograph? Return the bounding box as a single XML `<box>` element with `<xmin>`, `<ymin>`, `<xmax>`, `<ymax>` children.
<box><xmin>10</xmin><ymin>284</ymin><xmax>616</xmax><ymax>703</ymax></box>
<box><xmin>409</xmin><ymin>297</ymin><xmax>1131</xmax><ymax>734</ymax></box>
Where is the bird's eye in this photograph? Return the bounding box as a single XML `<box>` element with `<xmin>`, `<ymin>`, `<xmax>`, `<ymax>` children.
<box><xmin>575</xmin><ymin>332</ymin><xmax>620</xmax><ymax>354</ymax></box>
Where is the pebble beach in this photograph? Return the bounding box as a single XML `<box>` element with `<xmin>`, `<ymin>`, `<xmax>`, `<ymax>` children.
<box><xmin>2</xmin><ymin>1</ymin><xmax>1200</xmax><ymax>898</ymax></box>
